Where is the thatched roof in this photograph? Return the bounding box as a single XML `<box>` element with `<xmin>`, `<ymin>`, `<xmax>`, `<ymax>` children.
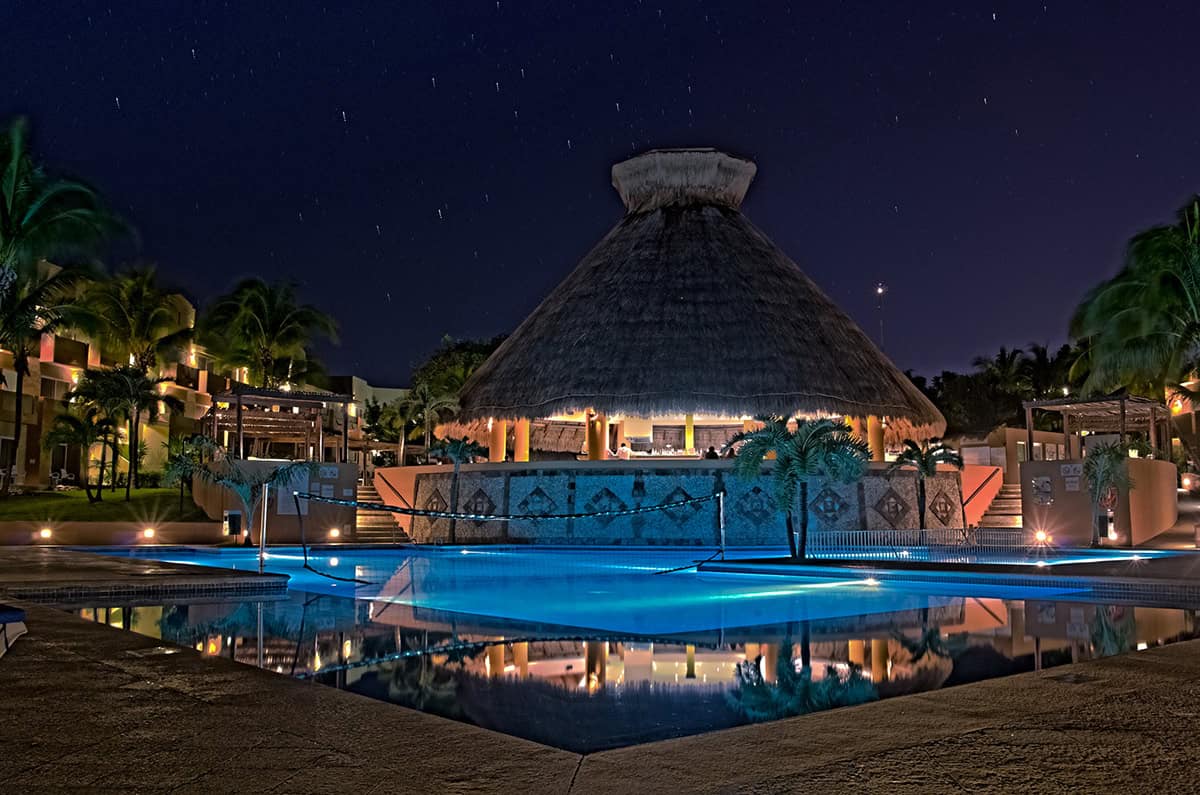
<box><xmin>459</xmin><ymin>148</ymin><xmax>944</xmax><ymax>434</ymax></box>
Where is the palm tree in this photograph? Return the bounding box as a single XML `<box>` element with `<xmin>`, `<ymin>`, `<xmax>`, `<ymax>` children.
<box><xmin>429</xmin><ymin>436</ymin><xmax>485</xmax><ymax>543</ymax></box>
<box><xmin>71</xmin><ymin>366</ymin><xmax>183</xmax><ymax>500</ymax></box>
<box><xmin>888</xmin><ymin>439</ymin><xmax>964</xmax><ymax>529</ymax></box>
<box><xmin>398</xmin><ymin>383</ymin><xmax>459</xmax><ymax>462</ymax></box>
<box><xmin>0</xmin><ymin>118</ymin><xmax>124</xmax><ymax>496</ymax></box>
<box><xmin>727</xmin><ymin>417</ymin><xmax>870</xmax><ymax>559</ymax></box>
<box><xmin>41</xmin><ymin>407</ymin><xmax>117</xmax><ymax>502</ymax></box>
<box><xmin>1070</xmin><ymin>196</ymin><xmax>1200</xmax><ymax>395</ymax></box>
<box><xmin>1083</xmin><ymin>441</ymin><xmax>1134</xmax><ymax>546</ymax></box>
<box><xmin>81</xmin><ymin>266</ymin><xmax>192</xmax><ymax>374</ymax></box>
<box><xmin>199</xmin><ymin>278</ymin><xmax>336</xmax><ymax>388</ymax></box>
<box><xmin>193</xmin><ymin>456</ymin><xmax>316</xmax><ymax>549</ymax></box>
<box><xmin>972</xmin><ymin>346</ymin><xmax>1030</xmax><ymax>398</ymax></box>
<box><xmin>162</xmin><ymin>435</ymin><xmax>218</xmax><ymax>516</ymax></box>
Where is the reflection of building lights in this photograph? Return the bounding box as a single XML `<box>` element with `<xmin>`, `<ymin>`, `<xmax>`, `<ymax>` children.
<box><xmin>863</xmin><ymin>577</ymin><xmax>880</xmax><ymax>586</ymax></box>
<box><xmin>1035</xmin><ymin>560</ymin><xmax>1048</xmax><ymax>568</ymax></box>
<box><xmin>328</xmin><ymin>528</ymin><xmax>340</xmax><ymax>538</ymax></box>
<box><xmin>1108</xmin><ymin>529</ymin><xmax>1119</xmax><ymax>541</ymax></box>
<box><xmin>38</xmin><ymin>527</ymin><xmax>52</xmax><ymax>539</ymax></box>
<box><xmin>329</xmin><ymin>557</ymin><xmax>339</xmax><ymax>567</ymax></box>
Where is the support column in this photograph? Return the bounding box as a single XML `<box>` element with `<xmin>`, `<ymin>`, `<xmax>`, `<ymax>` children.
<box><xmin>848</xmin><ymin>416</ymin><xmax>866</xmax><ymax>440</ymax></box>
<box><xmin>848</xmin><ymin>639</ymin><xmax>865</xmax><ymax>667</ymax></box>
<box><xmin>685</xmin><ymin>644</ymin><xmax>696</xmax><ymax>679</ymax></box>
<box><xmin>489</xmin><ymin>419</ymin><xmax>508</xmax><ymax>462</ymax></box>
<box><xmin>684</xmin><ymin>413</ymin><xmax>695</xmax><ymax>453</ymax></box>
<box><xmin>512</xmin><ymin>641</ymin><xmax>529</xmax><ymax>677</ymax></box>
<box><xmin>867</xmin><ymin>415</ymin><xmax>885</xmax><ymax>462</ymax></box>
<box><xmin>587</xmin><ymin>411</ymin><xmax>607</xmax><ymax>460</ymax></box>
<box><xmin>871</xmin><ymin>638</ymin><xmax>889</xmax><ymax>682</ymax></box>
<box><xmin>1025</xmin><ymin>405</ymin><xmax>1035</xmax><ymax>455</ymax></box>
<box><xmin>585</xmin><ymin>641</ymin><xmax>607</xmax><ymax>686</ymax></box>
<box><xmin>236</xmin><ymin>396</ymin><xmax>244</xmax><ymax>459</ymax></box>
<box><xmin>1063</xmin><ymin>413</ymin><xmax>1072</xmax><ymax>459</ymax></box>
<box><xmin>487</xmin><ymin>644</ymin><xmax>505</xmax><ymax>678</ymax></box>
<box><xmin>513</xmin><ymin>419</ymin><xmax>530</xmax><ymax>463</ymax></box>
<box><xmin>341</xmin><ymin>403</ymin><xmax>349</xmax><ymax>463</ymax></box>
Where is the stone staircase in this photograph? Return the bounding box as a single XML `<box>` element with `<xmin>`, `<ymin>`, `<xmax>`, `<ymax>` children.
<box><xmin>978</xmin><ymin>483</ymin><xmax>1023</xmax><ymax>529</ymax></box>
<box><xmin>353</xmin><ymin>482</ymin><xmax>408</xmax><ymax>543</ymax></box>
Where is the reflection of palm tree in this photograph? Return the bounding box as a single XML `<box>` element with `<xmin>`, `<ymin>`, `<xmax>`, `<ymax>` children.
<box><xmin>1089</xmin><ymin>606</ymin><xmax>1133</xmax><ymax>658</ymax></box>
<box><xmin>727</xmin><ymin>635</ymin><xmax>877</xmax><ymax>723</ymax></box>
<box><xmin>387</xmin><ymin>656</ymin><xmax>460</xmax><ymax>717</ymax></box>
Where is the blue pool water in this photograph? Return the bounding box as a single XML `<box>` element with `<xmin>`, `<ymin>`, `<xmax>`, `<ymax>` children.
<box><xmin>71</xmin><ymin>544</ymin><xmax>1200</xmax><ymax>751</ymax></box>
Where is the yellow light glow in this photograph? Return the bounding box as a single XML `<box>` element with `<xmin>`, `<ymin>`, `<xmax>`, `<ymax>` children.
<box><xmin>142</xmin><ymin>527</ymin><xmax>155</xmax><ymax>539</ymax></box>
<box><xmin>329</xmin><ymin>557</ymin><xmax>339</xmax><ymax>567</ymax></box>
<box><xmin>1184</xmin><ymin>477</ymin><xmax>1193</xmax><ymax>489</ymax></box>
<box><xmin>1034</xmin><ymin>530</ymin><xmax>1047</xmax><ymax>543</ymax></box>
<box><xmin>1173</xmin><ymin>398</ymin><xmax>1184</xmax><ymax>415</ymax></box>
<box><xmin>38</xmin><ymin>527</ymin><xmax>52</xmax><ymax>539</ymax></box>
<box><xmin>342</xmin><ymin>639</ymin><xmax>352</xmax><ymax>659</ymax></box>
<box><xmin>328</xmin><ymin>528</ymin><xmax>341</xmax><ymax>538</ymax></box>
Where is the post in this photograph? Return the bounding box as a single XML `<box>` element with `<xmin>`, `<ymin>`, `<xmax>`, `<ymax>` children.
<box><xmin>513</xmin><ymin>418</ymin><xmax>530</xmax><ymax>463</ymax></box>
<box><xmin>258</xmin><ymin>483</ymin><xmax>269</xmax><ymax>574</ymax></box>
<box><xmin>867</xmin><ymin>415</ymin><xmax>885</xmax><ymax>462</ymax></box>
<box><xmin>317</xmin><ymin>408</ymin><xmax>325</xmax><ymax>463</ymax></box>
<box><xmin>718</xmin><ymin>491</ymin><xmax>726</xmax><ymax>560</ymax></box>
<box><xmin>489</xmin><ymin>419</ymin><xmax>508</xmax><ymax>462</ymax></box>
<box><xmin>1119</xmin><ymin>398</ymin><xmax>1127</xmax><ymax>446</ymax></box>
<box><xmin>1025</xmin><ymin>405</ymin><xmax>1035</xmax><ymax>453</ymax></box>
<box><xmin>341</xmin><ymin>403</ymin><xmax>350</xmax><ymax>463</ymax></box>
<box><xmin>684</xmin><ymin>413</ymin><xmax>695</xmax><ymax>453</ymax></box>
<box><xmin>236</xmin><ymin>395</ymin><xmax>244</xmax><ymax>459</ymax></box>
<box><xmin>1063</xmin><ymin>413</ymin><xmax>1071</xmax><ymax>459</ymax></box>
<box><xmin>586</xmin><ymin>411</ymin><xmax>606</xmax><ymax>461</ymax></box>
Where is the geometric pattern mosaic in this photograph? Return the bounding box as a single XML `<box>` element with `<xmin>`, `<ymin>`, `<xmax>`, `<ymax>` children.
<box><xmin>424</xmin><ymin>488</ymin><xmax>448</xmax><ymax>513</ymax></box>
<box><xmin>873</xmin><ymin>487</ymin><xmax>909</xmax><ymax>528</ymax></box>
<box><xmin>660</xmin><ymin>486</ymin><xmax>702</xmax><ymax>526</ymax></box>
<box><xmin>516</xmin><ymin>486</ymin><xmax>558</xmax><ymax>516</ymax></box>
<box><xmin>463</xmin><ymin>488</ymin><xmax>496</xmax><ymax>525</ymax></box>
<box><xmin>735</xmin><ymin>486</ymin><xmax>774</xmax><ymax>526</ymax></box>
<box><xmin>928</xmin><ymin>490</ymin><xmax>956</xmax><ymax>527</ymax></box>
<box><xmin>809</xmin><ymin>486</ymin><xmax>850</xmax><ymax>526</ymax></box>
<box><xmin>583</xmin><ymin>487</ymin><xmax>628</xmax><ymax>526</ymax></box>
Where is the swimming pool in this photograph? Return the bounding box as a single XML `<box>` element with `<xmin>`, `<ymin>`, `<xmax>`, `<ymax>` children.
<box><xmin>70</xmin><ymin>544</ymin><xmax>1200</xmax><ymax>751</ymax></box>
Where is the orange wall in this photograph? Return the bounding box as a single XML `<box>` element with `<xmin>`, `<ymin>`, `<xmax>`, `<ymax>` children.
<box><xmin>960</xmin><ymin>465</ymin><xmax>1002</xmax><ymax>527</ymax></box>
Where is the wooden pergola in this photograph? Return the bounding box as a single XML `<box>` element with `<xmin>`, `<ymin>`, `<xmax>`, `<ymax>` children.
<box><xmin>1023</xmin><ymin>394</ymin><xmax>1171</xmax><ymax>458</ymax></box>
<box><xmin>210</xmin><ymin>385</ymin><xmax>354</xmax><ymax>462</ymax></box>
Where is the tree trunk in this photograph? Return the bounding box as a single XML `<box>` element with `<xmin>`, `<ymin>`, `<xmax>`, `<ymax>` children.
<box><xmin>448</xmin><ymin>460</ymin><xmax>461</xmax><ymax>544</ymax></box>
<box><xmin>111</xmin><ymin>422</ymin><xmax>119</xmax><ymax>493</ymax></box>
<box><xmin>784</xmin><ymin>511</ymin><xmax>797</xmax><ymax>559</ymax></box>
<box><xmin>132</xmin><ymin>412</ymin><xmax>140</xmax><ymax>490</ymax></box>
<box><xmin>424</xmin><ymin>421</ymin><xmax>432</xmax><ymax>463</ymax></box>
<box><xmin>798</xmin><ymin>480</ymin><xmax>809</xmax><ymax>560</ymax></box>
<box><xmin>1</xmin><ymin>364</ymin><xmax>25</xmax><ymax>498</ymax></box>
<box><xmin>95</xmin><ymin>431</ymin><xmax>107</xmax><ymax>502</ymax></box>
<box><xmin>125</xmin><ymin>416</ymin><xmax>134</xmax><ymax>501</ymax></box>
<box><xmin>917</xmin><ymin>478</ymin><xmax>927</xmax><ymax>530</ymax></box>
<box><xmin>398</xmin><ymin>434</ymin><xmax>406</xmax><ymax>467</ymax></box>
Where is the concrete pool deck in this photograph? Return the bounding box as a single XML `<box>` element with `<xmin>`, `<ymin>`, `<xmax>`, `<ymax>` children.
<box><xmin>4</xmin><ymin>600</ymin><xmax>1200</xmax><ymax>793</ymax></box>
<box><xmin>0</xmin><ymin>546</ymin><xmax>288</xmax><ymax>605</ymax></box>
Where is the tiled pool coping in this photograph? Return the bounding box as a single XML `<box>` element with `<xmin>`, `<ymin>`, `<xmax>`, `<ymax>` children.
<box><xmin>0</xmin><ymin>546</ymin><xmax>289</xmax><ymax>606</ymax></box>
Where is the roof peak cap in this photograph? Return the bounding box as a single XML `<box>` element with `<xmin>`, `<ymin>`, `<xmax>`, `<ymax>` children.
<box><xmin>611</xmin><ymin>148</ymin><xmax>757</xmax><ymax>213</ymax></box>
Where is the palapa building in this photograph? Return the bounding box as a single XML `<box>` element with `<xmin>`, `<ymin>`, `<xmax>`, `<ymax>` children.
<box><xmin>456</xmin><ymin>148</ymin><xmax>944</xmax><ymax>461</ymax></box>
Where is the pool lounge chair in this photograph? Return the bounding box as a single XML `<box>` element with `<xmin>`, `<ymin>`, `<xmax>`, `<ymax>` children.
<box><xmin>0</xmin><ymin>603</ymin><xmax>26</xmax><ymax>659</ymax></box>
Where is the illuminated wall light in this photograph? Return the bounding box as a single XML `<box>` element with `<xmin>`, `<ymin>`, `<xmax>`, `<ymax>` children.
<box><xmin>1136</xmin><ymin>642</ymin><xmax>1149</xmax><ymax>651</ymax></box>
<box><xmin>342</xmin><ymin>639</ymin><xmax>352</xmax><ymax>659</ymax></box>
<box><xmin>142</xmin><ymin>527</ymin><xmax>156</xmax><ymax>539</ymax></box>
<box><xmin>328</xmin><ymin>527</ymin><xmax>341</xmax><ymax>538</ymax></box>
<box><xmin>1034</xmin><ymin>530</ymin><xmax>1047</xmax><ymax>543</ymax></box>
<box><xmin>38</xmin><ymin>527</ymin><xmax>52</xmax><ymax>539</ymax></box>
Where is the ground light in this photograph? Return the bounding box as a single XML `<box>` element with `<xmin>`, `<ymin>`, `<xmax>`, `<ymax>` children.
<box><xmin>142</xmin><ymin>527</ymin><xmax>156</xmax><ymax>540</ymax></box>
<box><xmin>328</xmin><ymin>527</ymin><xmax>341</xmax><ymax>539</ymax></box>
<box><xmin>38</xmin><ymin>527</ymin><xmax>52</xmax><ymax>540</ymax></box>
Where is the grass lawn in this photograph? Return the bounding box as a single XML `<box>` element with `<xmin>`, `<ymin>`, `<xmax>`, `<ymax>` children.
<box><xmin>0</xmin><ymin>487</ymin><xmax>211</xmax><ymax>522</ymax></box>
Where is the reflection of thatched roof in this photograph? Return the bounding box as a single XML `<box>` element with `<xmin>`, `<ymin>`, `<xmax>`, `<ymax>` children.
<box><xmin>459</xmin><ymin>148</ymin><xmax>944</xmax><ymax>436</ymax></box>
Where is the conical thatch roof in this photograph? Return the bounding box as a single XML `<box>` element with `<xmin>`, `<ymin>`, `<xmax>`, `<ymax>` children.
<box><xmin>459</xmin><ymin>148</ymin><xmax>944</xmax><ymax>434</ymax></box>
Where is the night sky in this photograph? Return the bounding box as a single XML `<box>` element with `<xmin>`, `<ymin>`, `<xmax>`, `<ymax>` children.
<box><xmin>8</xmin><ymin>1</ymin><xmax>1199</xmax><ymax>386</ymax></box>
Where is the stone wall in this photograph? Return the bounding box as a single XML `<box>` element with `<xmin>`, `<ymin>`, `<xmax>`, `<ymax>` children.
<box><xmin>406</xmin><ymin>461</ymin><xmax>964</xmax><ymax>545</ymax></box>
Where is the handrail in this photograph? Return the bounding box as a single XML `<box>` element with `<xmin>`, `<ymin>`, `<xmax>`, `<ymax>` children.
<box><xmin>374</xmin><ymin>470</ymin><xmax>414</xmax><ymax>541</ymax></box>
<box><xmin>962</xmin><ymin>467</ymin><xmax>1002</xmax><ymax>507</ymax></box>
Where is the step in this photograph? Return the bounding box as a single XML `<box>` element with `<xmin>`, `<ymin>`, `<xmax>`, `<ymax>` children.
<box><xmin>987</xmin><ymin>500</ymin><xmax>1023</xmax><ymax>512</ymax></box>
<box><xmin>978</xmin><ymin>515</ymin><xmax>1024</xmax><ymax>528</ymax></box>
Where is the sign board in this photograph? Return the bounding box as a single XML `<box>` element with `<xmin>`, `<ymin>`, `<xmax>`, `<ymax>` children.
<box><xmin>1060</xmin><ymin>463</ymin><xmax>1083</xmax><ymax>477</ymax></box>
<box><xmin>319</xmin><ymin>465</ymin><xmax>339</xmax><ymax>480</ymax></box>
<box><xmin>1064</xmin><ymin>476</ymin><xmax>1081</xmax><ymax>492</ymax></box>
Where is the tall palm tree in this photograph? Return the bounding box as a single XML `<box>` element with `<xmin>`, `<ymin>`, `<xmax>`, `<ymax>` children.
<box><xmin>199</xmin><ymin>278</ymin><xmax>336</xmax><ymax>388</ymax></box>
<box><xmin>68</xmin><ymin>368</ymin><xmax>125</xmax><ymax>494</ymax></box>
<box><xmin>0</xmin><ymin>118</ymin><xmax>124</xmax><ymax>495</ymax></box>
<box><xmin>81</xmin><ymin>266</ymin><xmax>191</xmax><ymax>373</ymax></box>
<box><xmin>429</xmin><ymin>436</ymin><xmax>485</xmax><ymax>543</ymax></box>
<box><xmin>41</xmin><ymin>407</ymin><xmax>117</xmax><ymax>502</ymax></box>
<box><xmin>194</xmin><ymin>457</ymin><xmax>316</xmax><ymax>550</ymax></box>
<box><xmin>398</xmin><ymin>383</ymin><xmax>459</xmax><ymax>462</ymax></box>
<box><xmin>888</xmin><ymin>439</ymin><xmax>964</xmax><ymax>529</ymax></box>
<box><xmin>1071</xmin><ymin>196</ymin><xmax>1200</xmax><ymax>395</ymax></box>
<box><xmin>727</xmin><ymin>417</ymin><xmax>870</xmax><ymax>559</ymax></box>
<box><xmin>972</xmin><ymin>346</ymin><xmax>1030</xmax><ymax>398</ymax></box>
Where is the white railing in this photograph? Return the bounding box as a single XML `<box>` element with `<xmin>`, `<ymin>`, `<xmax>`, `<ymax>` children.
<box><xmin>807</xmin><ymin>526</ymin><xmax>1027</xmax><ymax>561</ymax></box>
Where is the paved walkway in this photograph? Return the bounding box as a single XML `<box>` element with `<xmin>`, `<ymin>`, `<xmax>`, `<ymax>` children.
<box><xmin>4</xmin><ymin>601</ymin><xmax>1200</xmax><ymax>793</ymax></box>
<box><xmin>0</xmin><ymin>546</ymin><xmax>287</xmax><ymax>604</ymax></box>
